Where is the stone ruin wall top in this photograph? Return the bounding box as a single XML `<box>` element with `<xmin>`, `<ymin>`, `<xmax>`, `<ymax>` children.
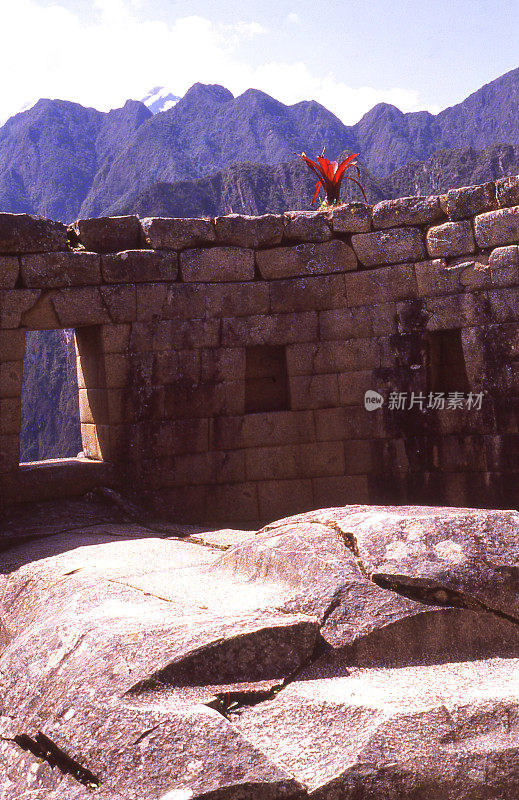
<box><xmin>0</xmin><ymin>174</ymin><xmax>519</xmax><ymax>521</ymax></box>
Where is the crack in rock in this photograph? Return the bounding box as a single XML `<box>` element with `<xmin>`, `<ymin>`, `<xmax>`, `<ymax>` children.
<box><xmin>3</xmin><ymin>731</ymin><xmax>100</xmax><ymax>789</ymax></box>
<box><xmin>372</xmin><ymin>573</ymin><xmax>519</xmax><ymax>627</ymax></box>
<box><xmin>205</xmin><ymin>633</ymin><xmax>332</xmax><ymax>718</ymax></box>
<box><xmin>330</xmin><ymin>518</ymin><xmax>519</xmax><ymax>631</ymax></box>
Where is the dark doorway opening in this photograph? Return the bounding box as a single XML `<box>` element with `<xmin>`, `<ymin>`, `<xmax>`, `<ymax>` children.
<box><xmin>427</xmin><ymin>329</ymin><xmax>470</xmax><ymax>394</ymax></box>
<box><xmin>245</xmin><ymin>345</ymin><xmax>290</xmax><ymax>413</ymax></box>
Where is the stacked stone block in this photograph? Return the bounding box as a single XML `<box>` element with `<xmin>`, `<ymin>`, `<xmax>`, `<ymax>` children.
<box><xmin>0</xmin><ymin>175</ymin><xmax>518</xmax><ymax>520</ymax></box>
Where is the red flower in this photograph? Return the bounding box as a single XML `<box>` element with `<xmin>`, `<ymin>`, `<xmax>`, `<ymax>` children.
<box><xmin>296</xmin><ymin>147</ymin><xmax>367</xmax><ymax>206</ymax></box>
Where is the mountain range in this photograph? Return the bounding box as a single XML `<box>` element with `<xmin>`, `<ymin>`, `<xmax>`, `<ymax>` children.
<box><xmin>2</xmin><ymin>66</ymin><xmax>519</xmax><ymax>224</ymax></box>
<box><xmin>6</xmin><ymin>67</ymin><xmax>519</xmax><ymax>462</ymax></box>
<box><xmin>120</xmin><ymin>144</ymin><xmax>519</xmax><ymax>219</ymax></box>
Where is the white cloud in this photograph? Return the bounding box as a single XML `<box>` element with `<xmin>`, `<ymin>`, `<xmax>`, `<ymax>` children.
<box><xmin>223</xmin><ymin>21</ymin><xmax>267</xmax><ymax>36</ymax></box>
<box><xmin>230</xmin><ymin>61</ymin><xmax>441</xmax><ymax>123</ymax></box>
<box><xmin>0</xmin><ymin>0</ymin><xmax>438</xmax><ymax>126</ymax></box>
<box><xmin>286</xmin><ymin>12</ymin><xmax>301</xmax><ymax>24</ymax></box>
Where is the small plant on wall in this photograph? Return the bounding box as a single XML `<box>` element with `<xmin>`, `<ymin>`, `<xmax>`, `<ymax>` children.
<box><xmin>295</xmin><ymin>148</ymin><xmax>367</xmax><ymax>207</ymax></box>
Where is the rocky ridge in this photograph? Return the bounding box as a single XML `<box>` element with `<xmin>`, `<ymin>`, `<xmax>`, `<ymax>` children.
<box><xmin>1</xmin><ymin>502</ymin><xmax>519</xmax><ymax>797</ymax></box>
<box><xmin>3</xmin><ymin>68</ymin><xmax>519</xmax><ymax>224</ymax></box>
<box><xmin>120</xmin><ymin>144</ymin><xmax>519</xmax><ymax>220</ymax></box>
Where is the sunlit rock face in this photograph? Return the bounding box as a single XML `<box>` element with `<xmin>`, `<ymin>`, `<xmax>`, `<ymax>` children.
<box><xmin>2</xmin><ymin>503</ymin><xmax>519</xmax><ymax>798</ymax></box>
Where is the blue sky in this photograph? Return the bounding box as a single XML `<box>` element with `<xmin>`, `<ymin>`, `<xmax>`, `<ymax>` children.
<box><xmin>3</xmin><ymin>0</ymin><xmax>519</xmax><ymax>124</ymax></box>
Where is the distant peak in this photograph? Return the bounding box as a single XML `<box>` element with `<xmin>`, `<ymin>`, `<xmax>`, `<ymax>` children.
<box><xmin>236</xmin><ymin>88</ymin><xmax>286</xmax><ymax>113</ymax></box>
<box><xmin>357</xmin><ymin>102</ymin><xmax>406</xmax><ymax>124</ymax></box>
<box><xmin>141</xmin><ymin>87</ymin><xmax>181</xmax><ymax>115</ymax></box>
<box><xmin>27</xmin><ymin>97</ymin><xmax>100</xmax><ymax>116</ymax></box>
<box><xmin>108</xmin><ymin>99</ymin><xmax>152</xmax><ymax>123</ymax></box>
<box><xmin>238</xmin><ymin>87</ymin><xmax>276</xmax><ymax>101</ymax></box>
<box><xmin>182</xmin><ymin>83</ymin><xmax>234</xmax><ymax>104</ymax></box>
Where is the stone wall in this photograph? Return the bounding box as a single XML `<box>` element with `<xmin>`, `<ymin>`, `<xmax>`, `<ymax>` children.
<box><xmin>0</xmin><ymin>175</ymin><xmax>518</xmax><ymax>521</ymax></box>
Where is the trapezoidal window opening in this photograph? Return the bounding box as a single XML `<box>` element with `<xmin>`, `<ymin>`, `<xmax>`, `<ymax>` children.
<box><xmin>426</xmin><ymin>329</ymin><xmax>470</xmax><ymax>395</ymax></box>
<box><xmin>245</xmin><ymin>345</ymin><xmax>290</xmax><ymax>414</ymax></box>
<box><xmin>20</xmin><ymin>329</ymin><xmax>82</xmax><ymax>464</ymax></box>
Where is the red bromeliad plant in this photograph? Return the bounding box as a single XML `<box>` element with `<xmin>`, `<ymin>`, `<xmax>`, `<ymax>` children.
<box><xmin>296</xmin><ymin>147</ymin><xmax>367</xmax><ymax>207</ymax></box>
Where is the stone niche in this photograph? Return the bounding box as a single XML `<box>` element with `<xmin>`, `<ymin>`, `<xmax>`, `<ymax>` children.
<box><xmin>0</xmin><ymin>180</ymin><xmax>518</xmax><ymax>521</ymax></box>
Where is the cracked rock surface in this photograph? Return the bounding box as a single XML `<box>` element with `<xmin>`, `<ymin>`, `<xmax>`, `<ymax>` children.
<box><xmin>1</xmin><ymin>501</ymin><xmax>519</xmax><ymax>798</ymax></box>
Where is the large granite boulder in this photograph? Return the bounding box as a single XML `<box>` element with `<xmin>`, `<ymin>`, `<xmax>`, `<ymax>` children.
<box><xmin>1</xmin><ymin>503</ymin><xmax>519</xmax><ymax>798</ymax></box>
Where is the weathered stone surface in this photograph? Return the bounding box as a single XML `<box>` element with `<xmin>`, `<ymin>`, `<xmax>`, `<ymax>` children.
<box><xmin>141</xmin><ymin>216</ymin><xmax>216</xmax><ymax>250</ymax></box>
<box><xmin>444</xmin><ymin>181</ymin><xmax>497</xmax><ymax>220</ymax></box>
<box><xmin>32</xmin><ymin>700</ymin><xmax>305</xmax><ymax>800</ymax></box>
<box><xmin>216</xmin><ymin>506</ymin><xmax>519</xmax><ymax>658</ymax></box>
<box><xmin>0</xmin><ymin>435</ymin><xmax>19</xmax><ymax>474</ymax></box>
<box><xmin>52</xmin><ymin>287</ymin><xmax>111</xmax><ymax>327</ymax></box>
<box><xmin>163</xmin><ymin>379</ymin><xmax>244</xmax><ymax>419</ymax></box>
<box><xmin>270</xmin><ymin>274</ymin><xmax>346</xmax><ymax>313</ymax></box>
<box><xmin>150</xmin><ymin>418</ymin><xmax>209</xmax><ymax>454</ymax></box>
<box><xmin>205</xmin><ymin>281</ymin><xmax>270</xmax><ymax>317</ymax></box>
<box><xmin>72</xmin><ymin>216</ymin><xmax>141</xmax><ymax>253</ymax></box>
<box><xmin>488</xmin><ymin>286</ymin><xmax>519</xmax><ymax>322</ymax></box>
<box><xmin>162</xmin><ymin>282</ymin><xmax>206</xmax><ymax>319</ymax></box>
<box><xmin>180</xmin><ymin>246</ymin><xmax>255</xmax><ymax>282</ymax></box>
<box><xmin>283</xmin><ymin>210</ymin><xmax>332</xmax><ymax>242</ymax></box>
<box><xmin>215</xmin><ymin>213</ymin><xmax>284</xmax><ymax>247</ymax></box>
<box><xmin>244</xmin><ymin>442</ymin><xmax>344</xmax><ymax>482</ymax></box>
<box><xmin>0</xmin><ymin>359</ymin><xmax>23</xmax><ymax>398</ymax></box>
<box><xmin>20</xmin><ymin>290</ymin><xmax>61</xmax><ymax>329</ymax></box>
<box><xmin>415</xmin><ymin>256</ymin><xmax>489</xmax><ymax>296</ymax></box>
<box><xmin>3</xmin><ymin>196</ymin><xmax>519</xmax><ymax>512</ymax></box>
<box><xmin>475</xmin><ymin>205</ymin><xmax>519</xmax><ymax>247</ymax></box>
<box><xmin>3</xmin><ymin>505</ymin><xmax>519</xmax><ymax>798</ymax></box>
<box><xmin>155</xmin><ymin>318</ymin><xmax>220</xmax><ymax>349</ymax></box>
<box><xmin>20</xmin><ymin>251</ymin><xmax>101</xmax><ymax>288</ymax></box>
<box><xmin>489</xmin><ymin>244</ymin><xmax>519</xmax><ymax>286</ymax></box>
<box><xmin>0</xmin><ymin>256</ymin><xmax>19</xmax><ymax>289</ymax></box>
<box><xmin>101</xmin><ymin>250</ymin><xmax>178</xmax><ymax>283</ymax></box>
<box><xmin>256</xmin><ymin>240</ymin><xmax>356</xmax><ymax>279</ymax></box>
<box><xmin>403</xmin><ymin>291</ymin><xmax>489</xmax><ymax>331</ymax></box>
<box><xmin>496</xmin><ymin>174</ymin><xmax>519</xmax><ymax>208</ymax></box>
<box><xmin>289</xmin><ymin>373</ymin><xmax>340</xmax><ymax>410</ymax></box>
<box><xmin>0</xmin><ymin>530</ymin><xmax>317</xmax><ymax>796</ymax></box>
<box><xmin>0</xmin><ymin>329</ymin><xmax>25</xmax><ymax>361</ymax></box>
<box><xmin>234</xmin><ymin>657</ymin><xmax>519</xmax><ymax>799</ymax></box>
<box><xmin>351</xmin><ymin>227</ymin><xmax>426</xmax><ymax>266</ymax></box>
<box><xmin>100</xmin><ymin>284</ymin><xmax>137</xmax><ymax>322</ymax></box>
<box><xmin>339</xmin><ymin>368</ymin><xmax>373</xmax><ymax>405</ymax></box>
<box><xmin>286</xmin><ymin>339</ymin><xmax>379</xmax><ymax>375</ymax></box>
<box><xmin>449</xmin><ymin>254</ymin><xmax>491</xmax><ymax>287</ymax></box>
<box><xmin>0</xmin><ymin>213</ymin><xmax>67</xmax><ymax>254</ymax></box>
<box><xmin>315</xmin><ymin>505</ymin><xmax>519</xmax><ymax>619</ymax></box>
<box><xmin>3</xmin><ymin>459</ymin><xmax>110</xmax><ymax>505</ymax></box>
<box><xmin>426</xmin><ymin>220</ymin><xmax>476</xmax><ymax>257</ymax></box>
<box><xmin>1</xmin><ymin>534</ymin><xmax>318</xmax><ymax>660</ymax></box>
<box><xmin>135</xmin><ymin>282</ymin><xmax>168</xmax><ymax>320</ymax></box>
<box><xmin>222</xmin><ymin>312</ymin><xmax>317</xmax><ymax>346</ymax></box>
<box><xmin>318</xmin><ymin>306</ymin><xmax>373</xmax><ymax>340</ymax></box>
<box><xmin>345</xmin><ymin>262</ymin><xmax>417</xmax><ymax>306</ymax></box>
<box><xmin>373</xmin><ymin>195</ymin><xmax>444</xmax><ymax>229</ymax></box>
<box><xmin>331</xmin><ymin>202</ymin><xmax>372</xmax><ymax>233</ymax></box>
<box><xmin>0</xmin><ymin>397</ymin><xmax>21</xmax><ymax>435</ymax></box>
<box><xmin>257</xmin><ymin>478</ymin><xmax>314</xmax><ymax>521</ymax></box>
<box><xmin>0</xmin><ymin>289</ymin><xmax>40</xmax><ymax>328</ymax></box>
<box><xmin>211</xmin><ymin>410</ymin><xmax>315</xmax><ymax>450</ymax></box>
